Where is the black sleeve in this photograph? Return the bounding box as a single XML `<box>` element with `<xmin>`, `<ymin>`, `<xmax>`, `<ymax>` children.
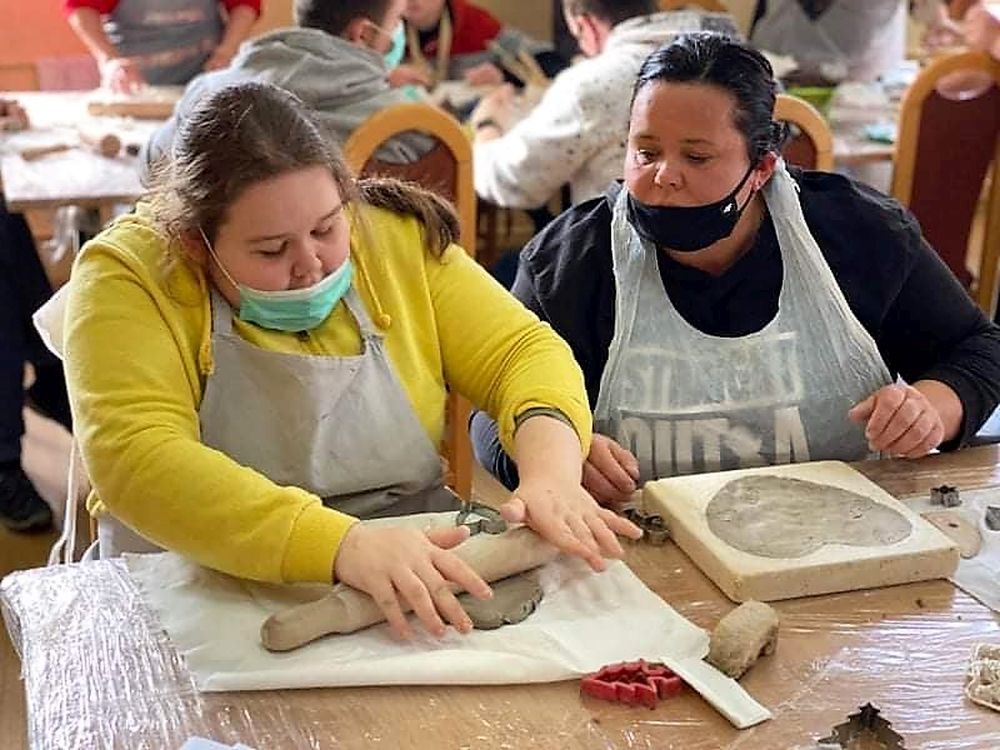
<box><xmin>876</xmin><ymin>214</ymin><xmax>1000</xmax><ymax>447</ymax></box>
<box><xmin>469</xmin><ymin>409</ymin><xmax>519</xmax><ymax>489</ymax></box>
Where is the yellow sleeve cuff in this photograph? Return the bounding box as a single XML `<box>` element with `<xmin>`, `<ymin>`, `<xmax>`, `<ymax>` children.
<box><xmin>281</xmin><ymin>501</ymin><xmax>359</xmax><ymax>584</ymax></box>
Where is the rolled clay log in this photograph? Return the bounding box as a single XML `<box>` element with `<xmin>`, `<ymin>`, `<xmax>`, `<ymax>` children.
<box><xmin>706</xmin><ymin>601</ymin><xmax>779</xmax><ymax>679</ymax></box>
<box><xmin>78</xmin><ymin>126</ymin><xmax>122</xmax><ymax>158</ymax></box>
<box><xmin>261</xmin><ymin>525</ymin><xmax>559</xmax><ymax>651</ymax></box>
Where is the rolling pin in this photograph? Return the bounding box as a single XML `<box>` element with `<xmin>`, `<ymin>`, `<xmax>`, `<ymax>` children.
<box><xmin>78</xmin><ymin>126</ymin><xmax>123</xmax><ymax>157</ymax></box>
<box><xmin>19</xmin><ymin>129</ymin><xmax>122</xmax><ymax>161</ymax></box>
<box><xmin>260</xmin><ymin>525</ymin><xmax>560</xmax><ymax>651</ymax></box>
<box><xmin>19</xmin><ymin>143</ymin><xmax>74</xmax><ymax>161</ymax></box>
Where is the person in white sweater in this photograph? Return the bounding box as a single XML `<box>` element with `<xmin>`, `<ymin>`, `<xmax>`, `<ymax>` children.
<box><xmin>470</xmin><ymin>0</ymin><xmax>740</xmax><ymax>210</ymax></box>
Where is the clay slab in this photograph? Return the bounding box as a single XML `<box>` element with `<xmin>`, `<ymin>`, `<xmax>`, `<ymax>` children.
<box><xmin>644</xmin><ymin>461</ymin><xmax>959</xmax><ymax>602</ymax></box>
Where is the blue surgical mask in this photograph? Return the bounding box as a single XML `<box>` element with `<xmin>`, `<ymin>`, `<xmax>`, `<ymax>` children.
<box><xmin>199</xmin><ymin>227</ymin><xmax>353</xmax><ymax>332</ymax></box>
<box><xmin>384</xmin><ymin>22</ymin><xmax>406</xmax><ymax>69</ymax></box>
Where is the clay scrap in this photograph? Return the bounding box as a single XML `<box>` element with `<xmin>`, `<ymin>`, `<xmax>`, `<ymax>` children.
<box><xmin>706</xmin><ymin>601</ymin><xmax>779</xmax><ymax>679</ymax></box>
<box><xmin>920</xmin><ymin>510</ymin><xmax>982</xmax><ymax>559</ymax></box>
<box><xmin>966</xmin><ymin>643</ymin><xmax>1000</xmax><ymax>712</ymax></box>
<box><xmin>457</xmin><ymin>572</ymin><xmax>543</xmax><ymax>629</ymax></box>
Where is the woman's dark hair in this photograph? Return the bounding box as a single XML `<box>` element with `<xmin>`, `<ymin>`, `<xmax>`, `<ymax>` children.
<box><xmin>148</xmin><ymin>81</ymin><xmax>458</xmax><ymax>259</ymax></box>
<box><xmin>632</xmin><ymin>32</ymin><xmax>785</xmax><ymax>163</ymax></box>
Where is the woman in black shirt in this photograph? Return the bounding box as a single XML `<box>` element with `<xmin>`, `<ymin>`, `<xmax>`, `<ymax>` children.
<box><xmin>472</xmin><ymin>32</ymin><xmax>1000</xmax><ymax>505</ymax></box>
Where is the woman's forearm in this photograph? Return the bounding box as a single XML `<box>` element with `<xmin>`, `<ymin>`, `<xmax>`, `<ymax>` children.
<box><xmin>67</xmin><ymin>8</ymin><xmax>119</xmax><ymax>64</ymax></box>
<box><xmin>913</xmin><ymin>378</ymin><xmax>964</xmax><ymax>442</ymax></box>
<box><xmin>218</xmin><ymin>5</ymin><xmax>258</xmax><ymax>55</ymax></box>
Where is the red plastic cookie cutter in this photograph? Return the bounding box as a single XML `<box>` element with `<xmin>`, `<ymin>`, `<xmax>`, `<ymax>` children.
<box><xmin>580</xmin><ymin>659</ymin><xmax>684</xmax><ymax>708</ymax></box>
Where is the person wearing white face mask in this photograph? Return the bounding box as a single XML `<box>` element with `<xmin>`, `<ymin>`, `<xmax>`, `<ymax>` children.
<box><xmin>60</xmin><ymin>82</ymin><xmax>641</xmax><ymax>640</ymax></box>
<box><xmin>144</xmin><ymin>0</ymin><xmax>432</xmax><ymax>174</ymax></box>
<box><xmin>471</xmin><ymin>33</ymin><xmax>1000</xmax><ymax>504</ymax></box>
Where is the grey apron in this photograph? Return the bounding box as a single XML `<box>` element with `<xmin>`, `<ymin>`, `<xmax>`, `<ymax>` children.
<box><xmin>97</xmin><ymin>284</ymin><xmax>455</xmax><ymax>558</ymax></box>
<box><xmin>593</xmin><ymin>163</ymin><xmax>892</xmax><ymax>482</ymax></box>
<box><xmin>105</xmin><ymin>0</ymin><xmax>223</xmax><ymax>85</ymax></box>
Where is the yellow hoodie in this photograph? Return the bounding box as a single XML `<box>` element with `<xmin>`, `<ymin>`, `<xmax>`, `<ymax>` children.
<box><xmin>64</xmin><ymin>203</ymin><xmax>590</xmax><ymax>584</ymax></box>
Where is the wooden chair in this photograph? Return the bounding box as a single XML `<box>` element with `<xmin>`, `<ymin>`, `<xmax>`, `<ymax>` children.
<box><xmin>343</xmin><ymin>103</ymin><xmax>476</xmax><ymax>499</ymax></box>
<box><xmin>891</xmin><ymin>50</ymin><xmax>1000</xmax><ymax>302</ymax></box>
<box><xmin>773</xmin><ymin>93</ymin><xmax>835</xmax><ymax>171</ymax></box>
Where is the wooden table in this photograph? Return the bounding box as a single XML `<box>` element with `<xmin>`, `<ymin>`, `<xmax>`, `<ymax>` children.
<box><xmin>0</xmin><ymin>91</ymin><xmax>167</xmax><ymax>224</ymax></box>
<box><xmin>2</xmin><ymin>447</ymin><xmax>999</xmax><ymax>749</ymax></box>
<box><xmin>829</xmin><ymin>100</ymin><xmax>898</xmax><ymax>167</ymax></box>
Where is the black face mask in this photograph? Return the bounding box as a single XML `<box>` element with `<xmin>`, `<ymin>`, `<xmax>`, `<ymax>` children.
<box><xmin>626</xmin><ymin>164</ymin><xmax>757</xmax><ymax>252</ymax></box>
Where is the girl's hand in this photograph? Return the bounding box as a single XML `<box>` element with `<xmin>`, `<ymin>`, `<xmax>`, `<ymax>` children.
<box><xmin>848</xmin><ymin>383</ymin><xmax>946</xmax><ymax>458</ymax></box>
<box><xmin>503</xmin><ymin>478</ymin><xmax>642</xmax><ymax>572</ymax></box>
<box><xmin>333</xmin><ymin>523</ymin><xmax>492</xmax><ymax>639</ymax></box>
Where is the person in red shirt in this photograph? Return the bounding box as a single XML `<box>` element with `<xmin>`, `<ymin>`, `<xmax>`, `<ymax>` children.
<box><xmin>390</xmin><ymin>0</ymin><xmax>561</xmax><ymax>88</ymax></box>
<box><xmin>65</xmin><ymin>0</ymin><xmax>262</xmax><ymax>92</ymax></box>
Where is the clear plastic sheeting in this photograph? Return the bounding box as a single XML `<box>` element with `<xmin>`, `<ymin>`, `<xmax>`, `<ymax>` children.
<box><xmin>3</xmin><ymin>541</ymin><xmax>1000</xmax><ymax>750</ymax></box>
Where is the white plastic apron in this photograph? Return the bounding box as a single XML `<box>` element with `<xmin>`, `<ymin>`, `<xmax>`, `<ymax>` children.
<box><xmin>96</xmin><ymin>284</ymin><xmax>454</xmax><ymax>557</ymax></box>
<box><xmin>751</xmin><ymin>0</ymin><xmax>906</xmax><ymax>82</ymax></box>
<box><xmin>594</xmin><ymin>163</ymin><xmax>892</xmax><ymax>482</ymax></box>
<box><xmin>105</xmin><ymin>0</ymin><xmax>223</xmax><ymax>85</ymax></box>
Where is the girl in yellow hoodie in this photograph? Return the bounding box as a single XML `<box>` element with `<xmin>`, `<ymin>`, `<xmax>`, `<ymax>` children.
<box><xmin>63</xmin><ymin>81</ymin><xmax>640</xmax><ymax>639</ymax></box>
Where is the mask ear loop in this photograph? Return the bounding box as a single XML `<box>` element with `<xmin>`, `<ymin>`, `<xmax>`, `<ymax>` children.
<box><xmin>197</xmin><ymin>226</ymin><xmax>241</xmax><ymax>293</ymax></box>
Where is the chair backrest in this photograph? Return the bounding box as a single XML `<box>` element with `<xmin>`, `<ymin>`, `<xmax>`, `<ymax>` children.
<box><xmin>773</xmin><ymin>93</ymin><xmax>834</xmax><ymax>171</ymax></box>
<box><xmin>891</xmin><ymin>51</ymin><xmax>1000</xmax><ymax>292</ymax></box>
<box><xmin>343</xmin><ymin>102</ymin><xmax>476</xmax><ymax>499</ymax></box>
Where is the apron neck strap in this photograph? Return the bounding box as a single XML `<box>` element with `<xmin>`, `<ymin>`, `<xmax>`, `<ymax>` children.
<box><xmin>342</xmin><ymin>285</ymin><xmax>380</xmax><ymax>339</ymax></box>
<box><xmin>209</xmin><ymin>287</ymin><xmax>234</xmax><ymax>336</ymax></box>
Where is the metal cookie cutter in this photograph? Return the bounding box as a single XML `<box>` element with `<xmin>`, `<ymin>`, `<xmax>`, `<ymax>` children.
<box><xmin>985</xmin><ymin>506</ymin><xmax>1000</xmax><ymax>532</ymax></box>
<box><xmin>455</xmin><ymin>501</ymin><xmax>508</xmax><ymax>536</ymax></box>
<box><xmin>580</xmin><ymin>659</ymin><xmax>684</xmax><ymax>708</ymax></box>
<box><xmin>623</xmin><ymin>507</ymin><xmax>670</xmax><ymax>545</ymax></box>
<box><xmin>817</xmin><ymin>703</ymin><xmax>906</xmax><ymax>749</ymax></box>
<box><xmin>930</xmin><ymin>484</ymin><xmax>961</xmax><ymax>507</ymax></box>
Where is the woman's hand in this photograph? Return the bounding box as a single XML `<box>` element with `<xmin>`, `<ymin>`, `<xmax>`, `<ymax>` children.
<box><xmin>464</xmin><ymin>61</ymin><xmax>505</xmax><ymax>85</ymax></box>
<box><xmin>333</xmin><ymin>523</ymin><xmax>492</xmax><ymax>639</ymax></box>
<box><xmin>100</xmin><ymin>56</ymin><xmax>145</xmax><ymax>94</ymax></box>
<box><xmin>204</xmin><ymin>43</ymin><xmax>237</xmax><ymax>72</ymax></box>
<box><xmin>470</xmin><ymin>83</ymin><xmax>517</xmax><ymax>133</ymax></box>
<box><xmin>848</xmin><ymin>383</ymin><xmax>948</xmax><ymax>458</ymax></box>
<box><xmin>583</xmin><ymin>433</ymin><xmax>640</xmax><ymax>507</ymax></box>
<box><xmin>503</xmin><ymin>477</ymin><xmax>642</xmax><ymax>572</ymax></box>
